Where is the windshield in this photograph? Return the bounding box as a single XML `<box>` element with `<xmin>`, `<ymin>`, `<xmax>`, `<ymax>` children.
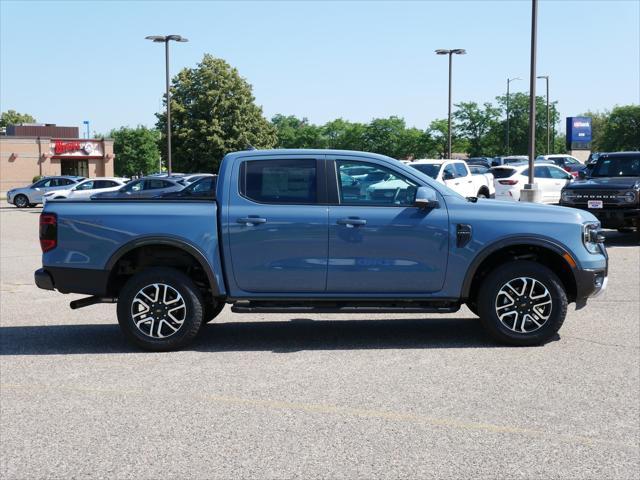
<box><xmin>410</xmin><ymin>163</ymin><xmax>442</xmax><ymax>179</ymax></box>
<box><xmin>591</xmin><ymin>155</ymin><xmax>640</xmax><ymax>177</ymax></box>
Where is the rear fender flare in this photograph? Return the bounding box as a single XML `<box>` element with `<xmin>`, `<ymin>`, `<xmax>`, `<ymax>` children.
<box><xmin>105</xmin><ymin>235</ymin><xmax>221</xmax><ymax>297</ymax></box>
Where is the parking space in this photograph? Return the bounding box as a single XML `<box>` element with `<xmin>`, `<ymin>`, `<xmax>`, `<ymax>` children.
<box><xmin>1</xmin><ymin>206</ymin><xmax>638</xmax><ymax>478</ymax></box>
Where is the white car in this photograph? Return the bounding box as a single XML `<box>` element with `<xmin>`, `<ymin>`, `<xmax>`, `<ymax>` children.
<box><xmin>42</xmin><ymin>177</ymin><xmax>129</xmax><ymax>203</ymax></box>
<box><xmin>492</xmin><ymin>163</ymin><xmax>573</xmax><ymax>204</ymax></box>
<box><xmin>408</xmin><ymin>159</ymin><xmax>494</xmax><ymax>198</ymax></box>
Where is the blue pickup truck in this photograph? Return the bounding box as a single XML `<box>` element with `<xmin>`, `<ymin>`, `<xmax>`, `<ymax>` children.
<box><xmin>36</xmin><ymin>149</ymin><xmax>608</xmax><ymax>351</ymax></box>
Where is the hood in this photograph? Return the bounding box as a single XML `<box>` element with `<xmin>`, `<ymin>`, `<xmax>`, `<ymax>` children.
<box><xmin>564</xmin><ymin>177</ymin><xmax>640</xmax><ymax>190</ymax></box>
<box><xmin>467</xmin><ymin>197</ymin><xmax>598</xmax><ymax>224</ymax></box>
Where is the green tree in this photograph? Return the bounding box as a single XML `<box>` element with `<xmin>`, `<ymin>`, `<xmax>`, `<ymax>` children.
<box><xmin>600</xmin><ymin>105</ymin><xmax>640</xmax><ymax>151</ymax></box>
<box><xmin>110</xmin><ymin>126</ymin><xmax>161</xmax><ymax>177</ymax></box>
<box><xmin>579</xmin><ymin>110</ymin><xmax>609</xmax><ymax>151</ymax></box>
<box><xmin>427</xmin><ymin>118</ymin><xmax>467</xmax><ymax>158</ymax></box>
<box><xmin>0</xmin><ymin>110</ymin><xmax>36</xmax><ymax>128</ymax></box>
<box><xmin>156</xmin><ymin>54</ymin><xmax>277</xmax><ymax>173</ymax></box>
<box><xmin>321</xmin><ymin>118</ymin><xmax>367</xmax><ymax>151</ymax></box>
<box><xmin>495</xmin><ymin>92</ymin><xmax>560</xmax><ymax>156</ymax></box>
<box><xmin>271</xmin><ymin>114</ymin><xmax>325</xmax><ymax>148</ymax></box>
<box><xmin>453</xmin><ymin>102</ymin><xmax>501</xmax><ymax>156</ymax></box>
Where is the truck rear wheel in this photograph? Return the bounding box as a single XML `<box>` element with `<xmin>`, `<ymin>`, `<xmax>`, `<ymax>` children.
<box><xmin>117</xmin><ymin>267</ymin><xmax>203</xmax><ymax>351</ymax></box>
<box><xmin>477</xmin><ymin>260</ymin><xmax>567</xmax><ymax>346</ymax></box>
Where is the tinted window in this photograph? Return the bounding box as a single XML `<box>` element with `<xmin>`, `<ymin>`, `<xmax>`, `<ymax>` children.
<box><xmin>242</xmin><ymin>159</ymin><xmax>317</xmax><ymax>204</ymax></box>
<box><xmin>548</xmin><ymin>167</ymin><xmax>571</xmax><ymax>179</ymax></box>
<box><xmin>410</xmin><ymin>163</ymin><xmax>442</xmax><ymax>179</ymax></box>
<box><xmin>122</xmin><ymin>180</ymin><xmax>144</xmax><ymax>192</ymax></box>
<box><xmin>443</xmin><ymin>164</ymin><xmax>457</xmax><ymax>179</ymax></box>
<box><xmin>60</xmin><ymin>178</ymin><xmax>76</xmax><ymax>185</ymax></box>
<box><xmin>469</xmin><ymin>165</ymin><xmax>490</xmax><ymax>174</ymax></box>
<box><xmin>146</xmin><ymin>179</ymin><xmax>171</xmax><ymax>190</ymax></box>
<box><xmin>490</xmin><ymin>168</ymin><xmax>517</xmax><ymax>179</ymax></box>
<box><xmin>591</xmin><ymin>156</ymin><xmax>640</xmax><ymax>177</ymax></box>
<box><xmin>33</xmin><ymin>179</ymin><xmax>51</xmax><ymax>188</ymax></box>
<box><xmin>532</xmin><ymin>166</ymin><xmax>551</xmax><ymax>178</ymax></box>
<box><xmin>75</xmin><ymin>181</ymin><xmax>95</xmax><ymax>190</ymax></box>
<box><xmin>93</xmin><ymin>180</ymin><xmax>118</xmax><ymax>189</ymax></box>
<box><xmin>336</xmin><ymin>161</ymin><xmax>417</xmax><ymax>206</ymax></box>
<box><xmin>453</xmin><ymin>163</ymin><xmax>468</xmax><ymax>177</ymax></box>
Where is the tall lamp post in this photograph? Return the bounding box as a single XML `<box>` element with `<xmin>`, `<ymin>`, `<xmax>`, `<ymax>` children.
<box><xmin>521</xmin><ymin>0</ymin><xmax>541</xmax><ymax>203</ymax></box>
<box><xmin>506</xmin><ymin>77</ymin><xmax>521</xmax><ymax>155</ymax></box>
<box><xmin>435</xmin><ymin>48</ymin><xmax>466</xmax><ymax>159</ymax></box>
<box><xmin>537</xmin><ymin>75</ymin><xmax>550</xmax><ymax>154</ymax></box>
<box><xmin>145</xmin><ymin>34</ymin><xmax>188</xmax><ymax>176</ymax></box>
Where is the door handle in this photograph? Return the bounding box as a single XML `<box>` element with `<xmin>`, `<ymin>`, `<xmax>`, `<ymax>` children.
<box><xmin>467</xmin><ymin>180</ymin><xmax>473</xmax><ymax>183</ymax></box>
<box><xmin>237</xmin><ymin>216</ymin><xmax>267</xmax><ymax>226</ymax></box>
<box><xmin>337</xmin><ymin>217</ymin><xmax>367</xmax><ymax>228</ymax></box>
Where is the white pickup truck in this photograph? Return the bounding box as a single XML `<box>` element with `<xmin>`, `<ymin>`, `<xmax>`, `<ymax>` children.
<box><xmin>408</xmin><ymin>159</ymin><xmax>494</xmax><ymax>198</ymax></box>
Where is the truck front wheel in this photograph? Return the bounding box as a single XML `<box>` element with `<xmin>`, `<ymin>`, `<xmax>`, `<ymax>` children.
<box><xmin>477</xmin><ymin>260</ymin><xmax>567</xmax><ymax>346</ymax></box>
<box><xmin>117</xmin><ymin>267</ymin><xmax>204</xmax><ymax>351</ymax></box>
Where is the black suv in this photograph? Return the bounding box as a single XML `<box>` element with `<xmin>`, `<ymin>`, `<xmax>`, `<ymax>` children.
<box><xmin>560</xmin><ymin>151</ymin><xmax>640</xmax><ymax>233</ymax></box>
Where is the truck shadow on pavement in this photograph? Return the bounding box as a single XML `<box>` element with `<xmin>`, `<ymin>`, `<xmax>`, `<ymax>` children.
<box><xmin>0</xmin><ymin>317</ymin><xmax>544</xmax><ymax>355</ymax></box>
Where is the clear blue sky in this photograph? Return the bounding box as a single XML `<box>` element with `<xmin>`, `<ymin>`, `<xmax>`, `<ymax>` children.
<box><xmin>1</xmin><ymin>0</ymin><xmax>639</xmax><ymax>135</ymax></box>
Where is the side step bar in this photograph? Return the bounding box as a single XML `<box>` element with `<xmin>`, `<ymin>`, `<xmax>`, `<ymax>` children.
<box><xmin>70</xmin><ymin>296</ymin><xmax>117</xmax><ymax>310</ymax></box>
<box><xmin>231</xmin><ymin>301</ymin><xmax>459</xmax><ymax>314</ymax></box>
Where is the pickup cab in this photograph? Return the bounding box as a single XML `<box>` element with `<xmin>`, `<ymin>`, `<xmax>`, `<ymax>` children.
<box><xmin>36</xmin><ymin>149</ymin><xmax>608</xmax><ymax>351</ymax></box>
<box><xmin>408</xmin><ymin>159</ymin><xmax>494</xmax><ymax>198</ymax></box>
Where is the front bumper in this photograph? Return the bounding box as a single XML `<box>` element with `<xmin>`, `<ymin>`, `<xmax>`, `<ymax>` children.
<box><xmin>574</xmin><ymin>267</ymin><xmax>608</xmax><ymax>309</ymax></box>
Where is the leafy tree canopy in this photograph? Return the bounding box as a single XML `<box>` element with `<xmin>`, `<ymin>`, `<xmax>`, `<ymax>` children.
<box><xmin>0</xmin><ymin>110</ymin><xmax>36</xmax><ymax>128</ymax></box>
<box><xmin>111</xmin><ymin>126</ymin><xmax>161</xmax><ymax>177</ymax></box>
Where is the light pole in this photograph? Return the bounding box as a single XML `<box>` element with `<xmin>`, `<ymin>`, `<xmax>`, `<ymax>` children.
<box><xmin>506</xmin><ymin>77</ymin><xmax>521</xmax><ymax>155</ymax></box>
<box><xmin>145</xmin><ymin>34</ymin><xmax>188</xmax><ymax>176</ymax></box>
<box><xmin>435</xmin><ymin>48</ymin><xmax>466</xmax><ymax>159</ymax></box>
<box><xmin>521</xmin><ymin>0</ymin><xmax>541</xmax><ymax>203</ymax></box>
<box><xmin>537</xmin><ymin>75</ymin><xmax>550</xmax><ymax>154</ymax></box>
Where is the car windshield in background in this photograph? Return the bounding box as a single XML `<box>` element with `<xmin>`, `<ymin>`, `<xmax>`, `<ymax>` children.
<box><xmin>490</xmin><ymin>168</ymin><xmax>517</xmax><ymax>179</ymax></box>
<box><xmin>410</xmin><ymin>163</ymin><xmax>441</xmax><ymax>179</ymax></box>
<box><xmin>469</xmin><ymin>165</ymin><xmax>490</xmax><ymax>174</ymax></box>
<box><xmin>591</xmin><ymin>156</ymin><xmax>640</xmax><ymax>177</ymax></box>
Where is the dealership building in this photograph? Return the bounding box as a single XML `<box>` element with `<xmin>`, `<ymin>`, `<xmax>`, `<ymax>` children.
<box><xmin>0</xmin><ymin>124</ymin><xmax>115</xmax><ymax>193</ymax></box>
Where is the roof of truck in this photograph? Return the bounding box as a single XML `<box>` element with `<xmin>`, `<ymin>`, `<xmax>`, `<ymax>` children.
<box><xmin>225</xmin><ymin>149</ymin><xmax>398</xmax><ymax>162</ymax></box>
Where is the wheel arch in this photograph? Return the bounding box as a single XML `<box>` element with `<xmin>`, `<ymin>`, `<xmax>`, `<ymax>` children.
<box><xmin>462</xmin><ymin>236</ymin><xmax>579</xmax><ymax>304</ymax></box>
<box><xmin>105</xmin><ymin>236</ymin><xmax>222</xmax><ymax>298</ymax></box>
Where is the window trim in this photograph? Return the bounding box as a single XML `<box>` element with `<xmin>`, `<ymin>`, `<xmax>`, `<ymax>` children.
<box><xmin>237</xmin><ymin>158</ymin><xmax>325</xmax><ymax>206</ymax></box>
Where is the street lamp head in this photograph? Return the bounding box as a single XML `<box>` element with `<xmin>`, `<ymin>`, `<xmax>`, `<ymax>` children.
<box><xmin>435</xmin><ymin>49</ymin><xmax>450</xmax><ymax>55</ymax></box>
<box><xmin>145</xmin><ymin>35</ymin><xmax>167</xmax><ymax>42</ymax></box>
<box><xmin>451</xmin><ymin>49</ymin><xmax>466</xmax><ymax>55</ymax></box>
<box><xmin>536</xmin><ymin>75</ymin><xmax>549</xmax><ymax>79</ymax></box>
<box><xmin>508</xmin><ymin>77</ymin><xmax>522</xmax><ymax>83</ymax></box>
<box><xmin>167</xmin><ymin>35</ymin><xmax>188</xmax><ymax>42</ymax></box>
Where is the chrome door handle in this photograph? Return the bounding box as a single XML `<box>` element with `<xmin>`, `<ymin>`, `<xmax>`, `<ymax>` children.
<box><xmin>337</xmin><ymin>217</ymin><xmax>367</xmax><ymax>228</ymax></box>
<box><xmin>237</xmin><ymin>216</ymin><xmax>267</xmax><ymax>225</ymax></box>
<box><xmin>467</xmin><ymin>180</ymin><xmax>473</xmax><ymax>183</ymax></box>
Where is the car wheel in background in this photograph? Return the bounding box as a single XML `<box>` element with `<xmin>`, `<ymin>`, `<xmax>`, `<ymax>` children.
<box><xmin>117</xmin><ymin>267</ymin><xmax>203</xmax><ymax>351</ymax></box>
<box><xmin>13</xmin><ymin>194</ymin><xmax>29</xmax><ymax>208</ymax></box>
<box><xmin>477</xmin><ymin>260</ymin><xmax>567</xmax><ymax>346</ymax></box>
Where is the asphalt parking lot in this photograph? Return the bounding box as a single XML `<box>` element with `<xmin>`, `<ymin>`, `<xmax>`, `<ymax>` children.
<box><xmin>1</xmin><ymin>205</ymin><xmax>638</xmax><ymax>479</ymax></box>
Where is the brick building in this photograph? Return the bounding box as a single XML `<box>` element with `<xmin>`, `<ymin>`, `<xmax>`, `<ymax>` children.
<box><xmin>0</xmin><ymin>124</ymin><xmax>114</xmax><ymax>193</ymax></box>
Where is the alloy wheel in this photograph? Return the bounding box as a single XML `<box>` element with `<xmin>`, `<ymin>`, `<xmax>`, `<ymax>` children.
<box><xmin>131</xmin><ymin>283</ymin><xmax>187</xmax><ymax>338</ymax></box>
<box><xmin>494</xmin><ymin>276</ymin><xmax>552</xmax><ymax>333</ymax></box>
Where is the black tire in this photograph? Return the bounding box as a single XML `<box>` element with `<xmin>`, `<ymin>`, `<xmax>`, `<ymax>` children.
<box><xmin>117</xmin><ymin>267</ymin><xmax>204</xmax><ymax>351</ymax></box>
<box><xmin>477</xmin><ymin>260</ymin><xmax>567</xmax><ymax>346</ymax></box>
<box><xmin>203</xmin><ymin>300</ymin><xmax>225</xmax><ymax>324</ymax></box>
<box><xmin>13</xmin><ymin>194</ymin><xmax>29</xmax><ymax>208</ymax></box>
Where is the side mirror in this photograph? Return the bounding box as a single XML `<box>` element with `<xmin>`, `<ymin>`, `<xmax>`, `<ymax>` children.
<box><xmin>577</xmin><ymin>170</ymin><xmax>587</xmax><ymax>180</ymax></box>
<box><xmin>442</xmin><ymin>171</ymin><xmax>455</xmax><ymax>181</ymax></box>
<box><xmin>414</xmin><ymin>186</ymin><xmax>440</xmax><ymax>209</ymax></box>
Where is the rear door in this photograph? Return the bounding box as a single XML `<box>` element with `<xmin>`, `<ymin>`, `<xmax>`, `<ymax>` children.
<box><xmin>226</xmin><ymin>155</ymin><xmax>328</xmax><ymax>293</ymax></box>
<box><xmin>326</xmin><ymin>156</ymin><xmax>449</xmax><ymax>293</ymax></box>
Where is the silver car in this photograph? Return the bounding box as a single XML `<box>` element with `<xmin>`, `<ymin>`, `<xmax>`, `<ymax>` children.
<box><xmin>6</xmin><ymin>176</ymin><xmax>85</xmax><ymax>208</ymax></box>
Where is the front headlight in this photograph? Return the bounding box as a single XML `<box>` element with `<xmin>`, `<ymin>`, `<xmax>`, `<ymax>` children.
<box><xmin>583</xmin><ymin>221</ymin><xmax>604</xmax><ymax>254</ymax></box>
<box><xmin>561</xmin><ymin>190</ymin><xmax>576</xmax><ymax>202</ymax></box>
<box><xmin>623</xmin><ymin>191</ymin><xmax>636</xmax><ymax>203</ymax></box>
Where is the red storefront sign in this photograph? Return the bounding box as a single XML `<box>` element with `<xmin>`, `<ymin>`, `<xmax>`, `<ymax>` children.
<box><xmin>54</xmin><ymin>140</ymin><xmax>82</xmax><ymax>154</ymax></box>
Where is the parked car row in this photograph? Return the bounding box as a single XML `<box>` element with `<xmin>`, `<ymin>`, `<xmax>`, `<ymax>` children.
<box><xmin>6</xmin><ymin>173</ymin><xmax>217</xmax><ymax>207</ymax></box>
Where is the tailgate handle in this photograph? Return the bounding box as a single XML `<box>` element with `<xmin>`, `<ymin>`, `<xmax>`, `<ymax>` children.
<box><xmin>237</xmin><ymin>216</ymin><xmax>267</xmax><ymax>225</ymax></box>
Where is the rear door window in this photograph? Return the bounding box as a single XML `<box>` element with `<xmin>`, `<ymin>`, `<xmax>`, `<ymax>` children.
<box><xmin>241</xmin><ymin>159</ymin><xmax>317</xmax><ymax>204</ymax></box>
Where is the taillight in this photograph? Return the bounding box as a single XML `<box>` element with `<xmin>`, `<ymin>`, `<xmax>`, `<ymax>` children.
<box><xmin>564</xmin><ymin>166</ymin><xmax>571</xmax><ymax>172</ymax></box>
<box><xmin>39</xmin><ymin>213</ymin><xmax>57</xmax><ymax>252</ymax></box>
<box><xmin>498</xmin><ymin>179</ymin><xmax>519</xmax><ymax>185</ymax></box>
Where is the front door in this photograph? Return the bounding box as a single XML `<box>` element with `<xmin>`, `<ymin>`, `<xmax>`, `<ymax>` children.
<box><xmin>327</xmin><ymin>158</ymin><xmax>449</xmax><ymax>293</ymax></box>
<box><xmin>227</xmin><ymin>156</ymin><xmax>328</xmax><ymax>293</ymax></box>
